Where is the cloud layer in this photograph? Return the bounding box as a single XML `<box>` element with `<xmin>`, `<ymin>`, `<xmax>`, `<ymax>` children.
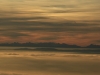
<box><xmin>0</xmin><ymin>0</ymin><xmax>100</xmax><ymax>46</ymax></box>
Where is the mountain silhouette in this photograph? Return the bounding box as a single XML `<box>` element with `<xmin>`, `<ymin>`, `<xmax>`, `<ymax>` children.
<box><xmin>0</xmin><ymin>42</ymin><xmax>100</xmax><ymax>48</ymax></box>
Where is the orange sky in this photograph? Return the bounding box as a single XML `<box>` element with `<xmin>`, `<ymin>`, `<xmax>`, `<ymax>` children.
<box><xmin>0</xmin><ymin>0</ymin><xmax>100</xmax><ymax>46</ymax></box>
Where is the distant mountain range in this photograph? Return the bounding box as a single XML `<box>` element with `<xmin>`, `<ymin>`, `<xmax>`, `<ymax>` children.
<box><xmin>0</xmin><ymin>42</ymin><xmax>100</xmax><ymax>48</ymax></box>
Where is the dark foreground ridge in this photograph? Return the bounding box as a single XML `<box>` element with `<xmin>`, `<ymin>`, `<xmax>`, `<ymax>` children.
<box><xmin>0</xmin><ymin>42</ymin><xmax>100</xmax><ymax>48</ymax></box>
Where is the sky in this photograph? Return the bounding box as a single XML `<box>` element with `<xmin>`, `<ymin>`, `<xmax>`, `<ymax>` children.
<box><xmin>0</xmin><ymin>0</ymin><xmax>100</xmax><ymax>46</ymax></box>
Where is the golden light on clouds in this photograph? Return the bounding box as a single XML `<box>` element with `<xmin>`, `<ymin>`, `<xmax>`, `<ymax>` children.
<box><xmin>0</xmin><ymin>0</ymin><xmax>100</xmax><ymax>46</ymax></box>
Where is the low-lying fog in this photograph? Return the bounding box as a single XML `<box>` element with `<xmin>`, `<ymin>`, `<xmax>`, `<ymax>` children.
<box><xmin>0</xmin><ymin>47</ymin><xmax>100</xmax><ymax>75</ymax></box>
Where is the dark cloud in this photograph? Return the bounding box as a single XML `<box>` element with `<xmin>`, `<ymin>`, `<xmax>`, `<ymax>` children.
<box><xmin>0</xmin><ymin>17</ymin><xmax>100</xmax><ymax>33</ymax></box>
<box><xmin>0</xmin><ymin>17</ymin><xmax>100</xmax><ymax>43</ymax></box>
<box><xmin>95</xmin><ymin>40</ymin><xmax>100</xmax><ymax>43</ymax></box>
<box><xmin>43</xmin><ymin>5</ymin><xmax>68</xmax><ymax>8</ymax></box>
<box><xmin>37</xmin><ymin>36</ymin><xmax>60</xmax><ymax>40</ymax></box>
<box><xmin>0</xmin><ymin>17</ymin><xmax>51</xmax><ymax>28</ymax></box>
<box><xmin>82</xmin><ymin>20</ymin><xmax>100</xmax><ymax>23</ymax></box>
<box><xmin>51</xmin><ymin>8</ymin><xmax>100</xmax><ymax>13</ymax></box>
<box><xmin>0</xmin><ymin>16</ymin><xmax>49</xmax><ymax>23</ymax></box>
<box><xmin>0</xmin><ymin>32</ymin><xmax>29</xmax><ymax>38</ymax></box>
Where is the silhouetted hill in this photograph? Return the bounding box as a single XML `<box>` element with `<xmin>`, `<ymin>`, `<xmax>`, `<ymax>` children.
<box><xmin>85</xmin><ymin>44</ymin><xmax>100</xmax><ymax>48</ymax></box>
<box><xmin>0</xmin><ymin>42</ymin><xmax>100</xmax><ymax>48</ymax></box>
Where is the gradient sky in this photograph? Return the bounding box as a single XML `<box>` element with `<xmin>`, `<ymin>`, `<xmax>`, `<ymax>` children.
<box><xmin>0</xmin><ymin>0</ymin><xmax>100</xmax><ymax>46</ymax></box>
